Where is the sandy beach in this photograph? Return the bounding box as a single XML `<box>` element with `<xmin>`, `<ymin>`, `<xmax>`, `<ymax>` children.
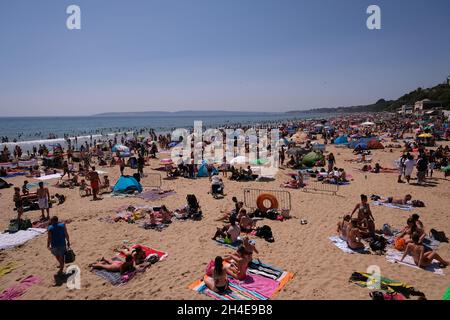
<box><xmin>1</xmin><ymin>139</ymin><xmax>449</xmax><ymax>300</ymax></box>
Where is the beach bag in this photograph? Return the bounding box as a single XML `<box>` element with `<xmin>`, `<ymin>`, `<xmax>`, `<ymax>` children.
<box><xmin>430</xmin><ymin>229</ymin><xmax>448</xmax><ymax>243</ymax></box>
<box><xmin>255</xmin><ymin>225</ymin><xmax>274</xmax><ymax>242</ymax></box>
<box><xmin>395</xmin><ymin>237</ymin><xmax>406</xmax><ymax>251</ymax></box>
<box><xmin>411</xmin><ymin>200</ymin><xmax>425</xmax><ymax>207</ymax></box>
<box><xmin>64</xmin><ymin>248</ymin><xmax>76</xmax><ymax>263</ymax></box>
<box><xmin>382</xmin><ymin>224</ymin><xmax>393</xmax><ymax>236</ymax></box>
<box><xmin>265</xmin><ymin>209</ymin><xmax>278</xmax><ymax>220</ymax></box>
<box><xmin>370</xmin><ymin>235</ymin><xmax>387</xmax><ymax>252</ymax></box>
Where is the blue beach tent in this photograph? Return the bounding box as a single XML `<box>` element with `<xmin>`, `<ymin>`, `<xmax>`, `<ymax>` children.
<box><xmin>334</xmin><ymin>135</ymin><xmax>348</xmax><ymax>144</ymax></box>
<box><xmin>197</xmin><ymin>161</ymin><xmax>218</xmax><ymax>177</ymax></box>
<box><xmin>113</xmin><ymin>176</ymin><xmax>143</xmax><ymax>193</ymax></box>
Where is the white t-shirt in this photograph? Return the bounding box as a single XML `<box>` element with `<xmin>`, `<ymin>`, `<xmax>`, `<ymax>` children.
<box><xmin>227</xmin><ymin>225</ymin><xmax>241</xmax><ymax>242</ymax></box>
<box><xmin>211</xmin><ymin>175</ymin><xmax>221</xmax><ymax>185</ymax></box>
<box><xmin>404</xmin><ymin>159</ymin><xmax>415</xmax><ymax>175</ymax></box>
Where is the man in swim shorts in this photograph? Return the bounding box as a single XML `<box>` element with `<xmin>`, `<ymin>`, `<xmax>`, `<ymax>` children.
<box><xmin>37</xmin><ymin>182</ymin><xmax>50</xmax><ymax>220</ymax></box>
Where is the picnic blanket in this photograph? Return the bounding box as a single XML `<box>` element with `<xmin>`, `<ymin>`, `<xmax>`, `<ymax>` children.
<box><xmin>373</xmin><ymin>201</ymin><xmax>413</xmax><ymax>211</ymax></box>
<box><xmin>329</xmin><ymin>236</ymin><xmax>370</xmax><ymax>254</ymax></box>
<box><xmin>92</xmin><ymin>245</ymin><xmax>168</xmax><ymax>285</ymax></box>
<box><xmin>0</xmin><ymin>275</ymin><xmax>42</xmax><ymax>300</ymax></box>
<box><xmin>0</xmin><ymin>228</ymin><xmax>47</xmax><ymax>250</ymax></box>
<box><xmin>0</xmin><ymin>262</ymin><xmax>17</xmax><ymax>278</ymax></box>
<box><xmin>189</xmin><ymin>260</ymin><xmax>293</xmax><ymax>300</ymax></box>
<box><xmin>137</xmin><ymin>189</ymin><xmax>176</xmax><ymax>201</ymax></box>
<box><xmin>385</xmin><ymin>248</ymin><xmax>444</xmax><ymax>275</ymax></box>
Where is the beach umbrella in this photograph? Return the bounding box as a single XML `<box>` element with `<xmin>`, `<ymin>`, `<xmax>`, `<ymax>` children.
<box><xmin>361</xmin><ymin>122</ymin><xmax>375</xmax><ymax>126</ymax></box>
<box><xmin>112</xmin><ymin>144</ymin><xmax>129</xmax><ymax>153</ymax></box>
<box><xmin>250</xmin><ymin>158</ymin><xmax>269</xmax><ymax>166</ymax></box>
<box><xmin>229</xmin><ymin>156</ymin><xmax>248</xmax><ymax>165</ymax></box>
<box><xmin>160</xmin><ymin>158</ymin><xmax>173</xmax><ymax>165</ymax></box>
<box><xmin>418</xmin><ymin>133</ymin><xmax>433</xmax><ymax>138</ymax></box>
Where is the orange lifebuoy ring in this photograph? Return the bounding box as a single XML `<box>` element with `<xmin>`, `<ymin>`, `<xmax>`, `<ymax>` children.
<box><xmin>256</xmin><ymin>193</ymin><xmax>279</xmax><ymax>212</ymax></box>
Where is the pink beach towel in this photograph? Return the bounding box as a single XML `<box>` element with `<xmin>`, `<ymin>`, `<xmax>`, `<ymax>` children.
<box><xmin>0</xmin><ymin>275</ymin><xmax>42</xmax><ymax>300</ymax></box>
<box><xmin>230</xmin><ymin>273</ymin><xmax>279</xmax><ymax>298</ymax></box>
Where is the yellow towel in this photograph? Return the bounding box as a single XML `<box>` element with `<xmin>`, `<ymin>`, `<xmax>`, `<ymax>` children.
<box><xmin>0</xmin><ymin>262</ymin><xmax>16</xmax><ymax>277</ymax></box>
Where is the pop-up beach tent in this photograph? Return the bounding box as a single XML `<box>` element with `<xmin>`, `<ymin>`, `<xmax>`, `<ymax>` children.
<box><xmin>301</xmin><ymin>151</ymin><xmax>324</xmax><ymax>167</ymax></box>
<box><xmin>334</xmin><ymin>135</ymin><xmax>348</xmax><ymax>145</ymax></box>
<box><xmin>112</xmin><ymin>175</ymin><xmax>142</xmax><ymax>194</ymax></box>
<box><xmin>197</xmin><ymin>161</ymin><xmax>218</xmax><ymax>177</ymax></box>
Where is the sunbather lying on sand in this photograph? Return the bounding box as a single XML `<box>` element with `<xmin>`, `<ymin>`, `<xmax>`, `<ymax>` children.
<box><xmin>119</xmin><ymin>245</ymin><xmax>147</xmax><ymax>265</ymax></box>
<box><xmin>281</xmin><ymin>174</ymin><xmax>304</xmax><ymax>189</ymax></box>
<box><xmin>383</xmin><ymin>194</ymin><xmax>412</xmax><ymax>205</ymax></box>
<box><xmin>89</xmin><ymin>255</ymin><xmax>135</xmax><ymax>274</ymax></box>
<box><xmin>399</xmin><ymin>232</ymin><xmax>448</xmax><ymax>268</ymax></box>
<box><xmin>204</xmin><ymin>256</ymin><xmax>229</xmax><ymax>294</ymax></box>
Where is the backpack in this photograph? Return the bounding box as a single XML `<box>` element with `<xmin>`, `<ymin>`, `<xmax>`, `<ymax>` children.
<box><xmin>256</xmin><ymin>225</ymin><xmax>274</xmax><ymax>242</ymax></box>
<box><xmin>370</xmin><ymin>235</ymin><xmax>387</xmax><ymax>252</ymax></box>
<box><xmin>411</xmin><ymin>200</ymin><xmax>425</xmax><ymax>207</ymax></box>
<box><xmin>265</xmin><ymin>209</ymin><xmax>278</xmax><ymax>220</ymax></box>
<box><xmin>430</xmin><ymin>229</ymin><xmax>449</xmax><ymax>243</ymax></box>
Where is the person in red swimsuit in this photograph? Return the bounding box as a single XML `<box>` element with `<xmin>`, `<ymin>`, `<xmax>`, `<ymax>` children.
<box><xmin>88</xmin><ymin>166</ymin><xmax>101</xmax><ymax>201</ymax></box>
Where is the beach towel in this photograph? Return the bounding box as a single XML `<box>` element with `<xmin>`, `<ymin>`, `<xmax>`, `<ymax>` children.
<box><xmin>189</xmin><ymin>260</ymin><xmax>293</xmax><ymax>300</ymax></box>
<box><xmin>35</xmin><ymin>173</ymin><xmax>62</xmax><ymax>181</ymax></box>
<box><xmin>91</xmin><ymin>269</ymin><xmax>136</xmax><ymax>286</ymax></box>
<box><xmin>4</xmin><ymin>172</ymin><xmax>27</xmax><ymax>178</ymax></box>
<box><xmin>248</xmin><ymin>260</ymin><xmax>283</xmax><ymax>280</ymax></box>
<box><xmin>0</xmin><ymin>262</ymin><xmax>17</xmax><ymax>278</ymax></box>
<box><xmin>443</xmin><ymin>286</ymin><xmax>450</xmax><ymax>300</ymax></box>
<box><xmin>0</xmin><ymin>275</ymin><xmax>42</xmax><ymax>300</ymax></box>
<box><xmin>137</xmin><ymin>189</ymin><xmax>176</xmax><ymax>201</ymax></box>
<box><xmin>118</xmin><ymin>244</ymin><xmax>168</xmax><ymax>261</ymax></box>
<box><xmin>385</xmin><ymin>249</ymin><xmax>444</xmax><ymax>275</ymax></box>
<box><xmin>0</xmin><ymin>228</ymin><xmax>47</xmax><ymax>250</ymax></box>
<box><xmin>214</xmin><ymin>238</ymin><xmax>243</xmax><ymax>249</ymax></box>
<box><xmin>141</xmin><ymin>222</ymin><xmax>169</xmax><ymax>231</ymax></box>
<box><xmin>349</xmin><ymin>272</ymin><xmax>423</xmax><ymax>298</ymax></box>
<box><xmin>92</xmin><ymin>245</ymin><xmax>167</xmax><ymax>285</ymax></box>
<box><xmin>329</xmin><ymin>236</ymin><xmax>370</xmax><ymax>254</ymax></box>
<box><xmin>373</xmin><ymin>201</ymin><xmax>413</xmax><ymax>211</ymax></box>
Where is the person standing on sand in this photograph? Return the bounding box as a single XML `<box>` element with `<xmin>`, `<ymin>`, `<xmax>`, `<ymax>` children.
<box><xmin>47</xmin><ymin>216</ymin><xmax>70</xmax><ymax>275</ymax></box>
<box><xmin>37</xmin><ymin>182</ymin><xmax>51</xmax><ymax>220</ymax></box>
<box><xmin>87</xmin><ymin>166</ymin><xmax>101</xmax><ymax>201</ymax></box>
<box><xmin>137</xmin><ymin>154</ymin><xmax>145</xmax><ymax>177</ymax></box>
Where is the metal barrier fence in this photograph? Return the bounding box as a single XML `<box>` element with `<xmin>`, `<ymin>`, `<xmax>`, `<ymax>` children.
<box><xmin>302</xmin><ymin>180</ymin><xmax>338</xmax><ymax>195</ymax></box>
<box><xmin>142</xmin><ymin>173</ymin><xmax>162</xmax><ymax>189</ymax></box>
<box><xmin>243</xmin><ymin>188</ymin><xmax>291</xmax><ymax>211</ymax></box>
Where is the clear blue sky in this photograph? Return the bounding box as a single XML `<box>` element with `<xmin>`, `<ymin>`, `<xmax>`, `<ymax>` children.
<box><xmin>0</xmin><ymin>0</ymin><xmax>449</xmax><ymax>116</ymax></box>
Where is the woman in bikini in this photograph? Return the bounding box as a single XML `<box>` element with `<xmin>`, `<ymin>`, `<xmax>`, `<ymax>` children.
<box><xmin>347</xmin><ymin>219</ymin><xmax>365</xmax><ymax>250</ymax></box>
<box><xmin>350</xmin><ymin>194</ymin><xmax>374</xmax><ymax>224</ymax></box>
<box><xmin>397</xmin><ymin>217</ymin><xmax>425</xmax><ymax>245</ymax></box>
<box><xmin>204</xmin><ymin>256</ymin><xmax>229</xmax><ymax>294</ymax></box>
<box><xmin>90</xmin><ymin>254</ymin><xmax>135</xmax><ymax>274</ymax></box>
<box><xmin>400</xmin><ymin>232</ymin><xmax>448</xmax><ymax>268</ymax></box>
<box><xmin>223</xmin><ymin>246</ymin><xmax>252</xmax><ymax>280</ymax></box>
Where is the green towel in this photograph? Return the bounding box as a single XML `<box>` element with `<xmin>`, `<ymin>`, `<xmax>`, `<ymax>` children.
<box><xmin>443</xmin><ymin>286</ymin><xmax>450</xmax><ymax>300</ymax></box>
